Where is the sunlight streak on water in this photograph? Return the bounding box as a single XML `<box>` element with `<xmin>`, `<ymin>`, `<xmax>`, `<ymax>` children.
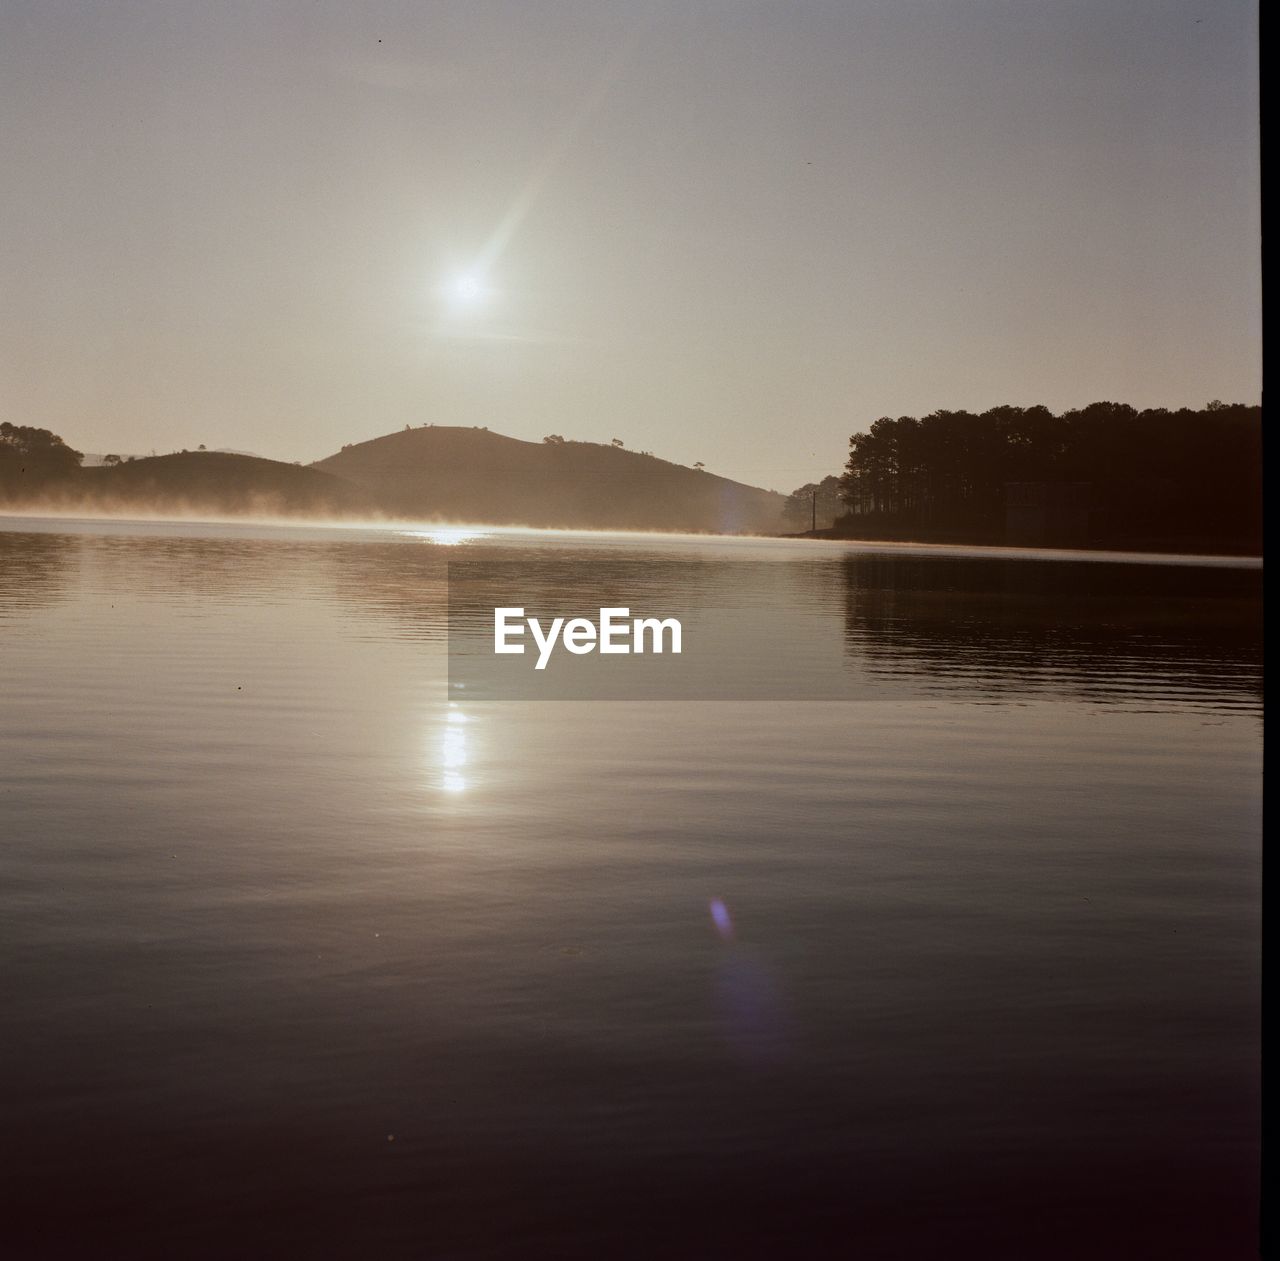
<box><xmin>409</xmin><ymin>527</ymin><xmax>484</xmax><ymax>547</ymax></box>
<box><xmin>439</xmin><ymin>704</ymin><xmax>469</xmax><ymax>792</ymax></box>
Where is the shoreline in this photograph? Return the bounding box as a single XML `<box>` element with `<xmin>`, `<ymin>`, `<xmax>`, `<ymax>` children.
<box><xmin>781</xmin><ymin>525</ymin><xmax>1263</xmax><ymax>561</ymax></box>
<box><xmin>2</xmin><ymin>510</ymin><xmax>1262</xmax><ymax>567</ymax></box>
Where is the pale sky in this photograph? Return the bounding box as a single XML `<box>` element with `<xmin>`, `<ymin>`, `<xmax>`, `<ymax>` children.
<box><xmin>0</xmin><ymin>1</ymin><xmax>1260</xmax><ymax>491</ymax></box>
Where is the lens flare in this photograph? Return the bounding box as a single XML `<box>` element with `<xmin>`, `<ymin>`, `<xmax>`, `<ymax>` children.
<box><xmin>709</xmin><ymin>898</ymin><xmax>733</xmax><ymax>940</ymax></box>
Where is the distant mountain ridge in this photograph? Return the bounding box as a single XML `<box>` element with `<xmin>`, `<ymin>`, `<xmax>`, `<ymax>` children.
<box><xmin>1</xmin><ymin>424</ymin><xmax>785</xmax><ymax>534</ymax></box>
<box><xmin>83</xmin><ymin>451</ymin><xmax>370</xmax><ymax>515</ymax></box>
<box><xmin>311</xmin><ymin>426</ymin><xmax>784</xmax><ymax>533</ymax></box>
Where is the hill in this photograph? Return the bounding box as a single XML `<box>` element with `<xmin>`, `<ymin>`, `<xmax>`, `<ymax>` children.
<box><xmin>312</xmin><ymin>427</ymin><xmax>784</xmax><ymax>533</ymax></box>
<box><xmin>2</xmin><ymin>450</ymin><xmax>370</xmax><ymax>518</ymax></box>
<box><xmin>82</xmin><ymin>451</ymin><xmax>370</xmax><ymax>515</ymax></box>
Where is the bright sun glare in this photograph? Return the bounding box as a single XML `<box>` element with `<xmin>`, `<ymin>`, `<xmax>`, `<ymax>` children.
<box><xmin>446</xmin><ymin>273</ymin><xmax>488</xmax><ymax>310</ymax></box>
<box><xmin>409</xmin><ymin>527</ymin><xmax>481</xmax><ymax>546</ymax></box>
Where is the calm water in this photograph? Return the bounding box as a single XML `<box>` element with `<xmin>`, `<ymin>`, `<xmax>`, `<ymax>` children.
<box><xmin>0</xmin><ymin>518</ymin><xmax>1262</xmax><ymax>1259</ymax></box>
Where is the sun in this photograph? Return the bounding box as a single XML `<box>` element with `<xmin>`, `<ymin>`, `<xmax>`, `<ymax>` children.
<box><xmin>446</xmin><ymin>272</ymin><xmax>488</xmax><ymax>310</ymax></box>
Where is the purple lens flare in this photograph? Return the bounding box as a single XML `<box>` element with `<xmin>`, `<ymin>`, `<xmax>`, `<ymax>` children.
<box><xmin>709</xmin><ymin>897</ymin><xmax>733</xmax><ymax>939</ymax></box>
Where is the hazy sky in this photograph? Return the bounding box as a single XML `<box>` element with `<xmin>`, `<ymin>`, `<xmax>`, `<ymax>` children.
<box><xmin>1</xmin><ymin>1</ymin><xmax>1260</xmax><ymax>490</ymax></box>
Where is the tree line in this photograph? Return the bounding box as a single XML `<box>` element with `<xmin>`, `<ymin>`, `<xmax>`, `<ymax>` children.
<box><xmin>786</xmin><ymin>401</ymin><xmax>1261</xmax><ymax>551</ymax></box>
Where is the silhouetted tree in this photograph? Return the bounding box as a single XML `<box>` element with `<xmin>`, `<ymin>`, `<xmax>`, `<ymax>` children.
<box><xmin>784</xmin><ymin>476</ymin><xmax>842</xmax><ymax>529</ymax></box>
<box><xmin>832</xmin><ymin>402</ymin><xmax>1261</xmax><ymax>550</ymax></box>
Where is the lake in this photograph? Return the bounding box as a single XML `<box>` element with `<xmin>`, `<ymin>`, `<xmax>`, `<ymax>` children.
<box><xmin>0</xmin><ymin>517</ymin><xmax>1262</xmax><ymax>1259</ymax></box>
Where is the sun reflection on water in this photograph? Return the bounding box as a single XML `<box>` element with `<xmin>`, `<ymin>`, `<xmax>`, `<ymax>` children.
<box><xmin>409</xmin><ymin>528</ymin><xmax>482</xmax><ymax>547</ymax></box>
<box><xmin>439</xmin><ymin>704</ymin><xmax>469</xmax><ymax>792</ymax></box>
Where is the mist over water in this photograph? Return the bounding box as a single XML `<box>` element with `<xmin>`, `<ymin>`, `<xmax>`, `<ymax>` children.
<box><xmin>0</xmin><ymin>518</ymin><xmax>1261</xmax><ymax>1258</ymax></box>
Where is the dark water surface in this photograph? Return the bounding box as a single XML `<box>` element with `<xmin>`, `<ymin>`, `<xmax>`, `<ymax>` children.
<box><xmin>0</xmin><ymin>518</ymin><xmax>1262</xmax><ymax>1258</ymax></box>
